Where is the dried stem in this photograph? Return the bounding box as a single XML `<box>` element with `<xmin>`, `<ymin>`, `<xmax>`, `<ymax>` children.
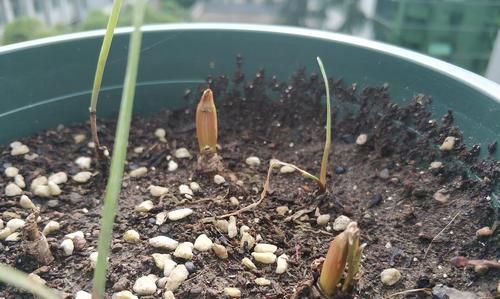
<box><xmin>317</xmin><ymin>57</ymin><xmax>331</xmax><ymax>192</ymax></box>
<box><xmin>24</xmin><ymin>209</ymin><xmax>54</xmax><ymax>265</ymax></box>
<box><xmin>424</xmin><ymin>211</ymin><xmax>460</xmax><ymax>259</ymax></box>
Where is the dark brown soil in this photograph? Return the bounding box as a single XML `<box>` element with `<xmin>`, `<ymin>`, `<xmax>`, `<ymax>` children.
<box><xmin>0</xmin><ymin>62</ymin><xmax>498</xmax><ymax>299</ymax></box>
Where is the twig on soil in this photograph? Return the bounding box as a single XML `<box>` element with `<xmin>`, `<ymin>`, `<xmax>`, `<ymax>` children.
<box><xmin>297</xmin><ymin>225</ymin><xmax>334</xmax><ymax>236</ymax></box>
<box><xmin>423</xmin><ymin>211</ymin><xmax>460</xmax><ymax>259</ymax></box>
<box><xmin>385</xmin><ymin>288</ymin><xmax>432</xmax><ymax>298</ymax></box>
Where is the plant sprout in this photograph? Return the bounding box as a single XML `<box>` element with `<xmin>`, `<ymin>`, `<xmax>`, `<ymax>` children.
<box><xmin>0</xmin><ymin>263</ymin><xmax>59</xmax><ymax>299</ymax></box>
<box><xmin>89</xmin><ymin>0</ymin><xmax>123</xmax><ymax>163</ymax></box>
<box><xmin>196</xmin><ymin>88</ymin><xmax>218</xmax><ymax>153</ymax></box>
<box><xmin>319</xmin><ymin>222</ymin><xmax>365</xmax><ymax>295</ymax></box>
<box><xmin>92</xmin><ymin>0</ymin><xmax>146</xmax><ymax>298</ymax></box>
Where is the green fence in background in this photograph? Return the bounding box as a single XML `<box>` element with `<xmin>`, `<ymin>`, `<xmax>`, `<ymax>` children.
<box><xmin>373</xmin><ymin>0</ymin><xmax>500</xmax><ymax>74</ymax></box>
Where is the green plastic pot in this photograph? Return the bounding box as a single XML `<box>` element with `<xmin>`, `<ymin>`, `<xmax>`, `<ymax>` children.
<box><xmin>0</xmin><ymin>23</ymin><xmax>498</xmax><ymax>202</ymax></box>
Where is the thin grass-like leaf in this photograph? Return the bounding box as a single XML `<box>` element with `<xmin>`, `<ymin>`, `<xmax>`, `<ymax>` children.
<box><xmin>89</xmin><ymin>0</ymin><xmax>123</xmax><ymax>161</ymax></box>
<box><xmin>91</xmin><ymin>1</ymin><xmax>146</xmax><ymax>298</ymax></box>
<box><xmin>317</xmin><ymin>57</ymin><xmax>331</xmax><ymax>192</ymax></box>
<box><xmin>196</xmin><ymin>88</ymin><xmax>218</xmax><ymax>153</ymax></box>
<box><xmin>0</xmin><ymin>263</ymin><xmax>59</xmax><ymax>299</ymax></box>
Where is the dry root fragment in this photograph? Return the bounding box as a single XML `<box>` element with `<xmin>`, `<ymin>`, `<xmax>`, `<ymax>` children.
<box><xmin>23</xmin><ymin>209</ymin><xmax>54</xmax><ymax>265</ymax></box>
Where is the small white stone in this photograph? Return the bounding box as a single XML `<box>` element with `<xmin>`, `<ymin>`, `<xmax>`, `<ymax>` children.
<box><xmin>276</xmin><ymin>206</ymin><xmax>289</xmax><ymax>216</ymax></box>
<box><xmin>48</xmin><ymin>172</ymin><xmax>68</xmax><ymax>185</ymax></box>
<box><xmin>194</xmin><ymin>234</ymin><xmax>213</xmax><ymax>251</ymax></box>
<box><xmin>149</xmin><ymin>185</ymin><xmax>169</xmax><ymax>197</ymax></box>
<box><xmin>5</xmin><ymin>183</ymin><xmax>22</xmax><ymax>196</ymax></box>
<box><xmin>179</xmin><ymin>184</ymin><xmax>193</xmax><ymax>196</ymax></box>
<box><xmin>163</xmin><ymin>291</ymin><xmax>175</xmax><ymax>299</ymax></box>
<box><xmin>212</xmin><ymin>243</ymin><xmax>228</xmax><ymax>259</ymax></box>
<box><xmin>135</xmin><ymin>200</ymin><xmax>154</xmax><ymax>213</ymax></box>
<box><xmin>173</xmin><ymin>242</ymin><xmax>193</xmax><ymax>260</ymax></box>
<box><xmin>430</xmin><ymin>161</ymin><xmax>443</xmax><ymax>169</ymax></box>
<box><xmin>224</xmin><ymin>287</ymin><xmax>241</xmax><ymax>298</ymax></box>
<box><xmin>0</xmin><ymin>219</ymin><xmax>3</xmax><ymax>229</ymax></box>
<box><xmin>240</xmin><ymin>232</ymin><xmax>256</xmax><ymax>251</ymax></box>
<box><xmin>48</xmin><ymin>182</ymin><xmax>62</xmax><ymax>196</ymax></box>
<box><xmin>279</xmin><ymin>165</ymin><xmax>295</xmax><ymax>174</ymax></box>
<box><xmin>168</xmin><ymin>208</ymin><xmax>194</xmax><ymax>221</ymax></box>
<box><xmin>276</xmin><ymin>254</ymin><xmax>288</xmax><ymax>274</ymax></box>
<box><xmin>5</xmin><ymin>232</ymin><xmax>21</xmax><ymax>242</ymax></box>
<box><xmin>75</xmin><ymin>290</ymin><xmax>92</xmax><ymax>299</ymax></box>
<box><xmin>242</xmin><ymin>257</ymin><xmax>257</xmax><ymax>270</ymax></box>
<box><xmin>254</xmin><ymin>243</ymin><xmax>277</xmax><ymax>253</ymax></box>
<box><xmin>380</xmin><ymin>268</ymin><xmax>401</xmax><ymax>286</ymax></box>
<box><xmin>133</xmin><ymin>146</ymin><xmax>144</xmax><ymax>154</ymax></box>
<box><xmin>129</xmin><ymin>167</ymin><xmax>147</xmax><ymax>178</ymax></box>
<box><xmin>0</xmin><ymin>228</ymin><xmax>12</xmax><ymax>240</ymax></box>
<box><xmin>333</xmin><ymin>215</ymin><xmax>351</xmax><ymax>231</ymax></box>
<box><xmin>112</xmin><ymin>290</ymin><xmax>138</xmax><ymax>299</ymax></box>
<box><xmin>228</xmin><ymin>216</ymin><xmax>237</xmax><ymax>238</ymax></box>
<box><xmin>75</xmin><ymin>156</ymin><xmax>92</xmax><ymax>169</ymax></box>
<box><xmin>245</xmin><ymin>156</ymin><xmax>261</xmax><ymax>167</ymax></box>
<box><xmin>433</xmin><ymin>189</ymin><xmax>450</xmax><ymax>203</ymax></box>
<box><xmin>440</xmin><ymin>136</ymin><xmax>456</xmax><ymax>151</ymax></box>
<box><xmin>252</xmin><ymin>252</ymin><xmax>276</xmax><ymax>264</ymax></box>
<box><xmin>167</xmin><ymin>160</ymin><xmax>178</xmax><ymax>172</ymax></box>
<box><xmin>89</xmin><ymin>252</ymin><xmax>99</xmax><ymax>268</ymax></box>
<box><xmin>30</xmin><ymin>176</ymin><xmax>48</xmax><ymax>191</ymax></box>
<box><xmin>152</xmin><ymin>253</ymin><xmax>171</xmax><ymax>269</ymax></box>
<box><xmin>215</xmin><ymin>219</ymin><xmax>229</xmax><ymax>233</ymax></box>
<box><xmin>73</xmin><ymin>172</ymin><xmax>92</xmax><ymax>183</ymax></box>
<box><xmin>240</xmin><ymin>225</ymin><xmax>250</xmax><ymax>235</ymax></box>
<box><xmin>255</xmin><ymin>277</ymin><xmax>271</xmax><ymax>286</ymax></box>
<box><xmin>87</xmin><ymin>142</ymin><xmax>95</xmax><ymax>149</ymax></box>
<box><xmin>156</xmin><ymin>212</ymin><xmax>168</xmax><ymax>225</ymax></box>
<box><xmin>174</xmin><ymin>147</ymin><xmax>192</xmax><ymax>159</ymax></box>
<box><xmin>155</xmin><ymin>128</ymin><xmax>167</xmax><ymax>142</ymax></box>
<box><xmin>123</xmin><ymin>230</ymin><xmax>140</xmax><ymax>243</ymax></box>
<box><xmin>317</xmin><ymin>214</ymin><xmax>330</xmax><ymax>226</ymax></box>
<box><xmin>11</xmin><ymin>144</ymin><xmax>30</xmax><ymax>156</ymax></box>
<box><xmin>4</xmin><ymin>167</ymin><xmax>19</xmax><ymax>177</ymax></box>
<box><xmin>7</xmin><ymin>219</ymin><xmax>25</xmax><ymax>232</ymax></box>
<box><xmin>42</xmin><ymin>220</ymin><xmax>60</xmax><ymax>236</ymax></box>
<box><xmin>149</xmin><ymin>236</ymin><xmax>179</xmax><ymax>250</ymax></box>
<box><xmin>213</xmin><ymin>174</ymin><xmax>226</xmax><ymax>185</ymax></box>
<box><xmin>61</xmin><ymin>239</ymin><xmax>74</xmax><ymax>256</ymax></box>
<box><xmin>164</xmin><ymin>264</ymin><xmax>189</xmax><ymax>291</ymax></box>
<box><xmin>163</xmin><ymin>259</ymin><xmax>178</xmax><ymax>276</ymax></box>
<box><xmin>356</xmin><ymin>133</ymin><xmax>368</xmax><ymax>145</ymax></box>
<box><xmin>73</xmin><ymin>134</ymin><xmax>86</xmax><ymax>144</ymax></box>
<box><xmin>14</xmin><ymin>174</ymin><xmax>26</xmax><ymax>188</ymax></box>
<box><xmin>133</xmin><ymin>276</ymin><xmax>157</xmax><ymax>296</ymax></box>
<box><xmin>189</xmin><ymin>182</ymin><xmax>201</xmax><ymax>192</ymax></box>
<box><xmin>65</xmin><ymin>231</ymin><xmax>84</xmax><ymax>240</ymax></box>
<box><xmin>33</xmin><ymin>185</ymin><xmax>51</xmax><ymax>197</ymax></box>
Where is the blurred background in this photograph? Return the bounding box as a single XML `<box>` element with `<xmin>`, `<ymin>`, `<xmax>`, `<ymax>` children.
<box><xmin>1</xmin><ymin>0</ymin><xmax>499</xmax><ymax>82</ymax></box>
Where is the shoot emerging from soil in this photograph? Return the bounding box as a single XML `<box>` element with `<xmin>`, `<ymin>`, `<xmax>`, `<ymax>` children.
<box><xmin>196</xmin><ymin>88</ymin><xmax>218</xmax><ymax>153</ymax></box>
<box><xmin>89</xmin><ymin>0</ymin><xmax>123</xmax><ymax>162</ymax></box>
<box><xmin>91</xmin><ymin>1</ymin><xmax>146</xmax><ymax>298</ymax></box>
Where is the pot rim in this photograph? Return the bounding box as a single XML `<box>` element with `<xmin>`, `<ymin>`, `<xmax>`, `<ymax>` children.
<box><xmin>1</xmin><ymin>23</ymin><xmax>499</xmax><ymax>104</ymax></box>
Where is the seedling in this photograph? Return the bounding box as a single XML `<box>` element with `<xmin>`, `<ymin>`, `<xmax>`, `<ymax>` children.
<box><xmin>318</xmin><ymin>222</ymin><xmax>365</xmax><ymax>296</ymax></box>
<box><xmin>195</xmin><ymin>88</ymin><xmax>223</xmax><ymax>173</ymax></box>
<box><xmin>89</xmin><ymin>0</ymin><xmax>123</xmax><ymax>163</ymax></box>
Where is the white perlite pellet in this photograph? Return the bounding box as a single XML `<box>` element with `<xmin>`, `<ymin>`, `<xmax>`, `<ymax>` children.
<box><xmin>75</xmin><ymin>156</ymin><xmax>92</xmax><ymax>169</ymax></box>
<box><xmin>242</xmin><ymin>257</ymin><xmax>257</xmax><ymax>270</ymax></box>
<box><xmin>227</xmin><ymin>216</ymin><xmax>237</xmax><ymax>238</ymax></box>
<box><xmin>194</xmin><ymin>234</ymin><xmax>213</xmax><ymax>251</ymax></box>
<box><xmin>254</xmin><ymin>243</ymin><xmax>277</xmax><ymax>253</ymax></box>
<box><xmin>33</xmin><ymin>185</ymin><xmax>50</xmax><ymax>197</ymax></box>
<box><xmin>5</xmin><ymin>183</ymin><xmax>22</xmax><ymax>196</ymax></box>
<box><xmin>4</xmin><ymin>167</ymin><xmax>19</xmax><ymax>177</ymax></box>
<box><xmin>48</xmin><ymin>182</ymin><xmax>62</xmax><ymax>196</ymax></box>
<box><xmin>42</xmin><ymin>220</ymin><xmax>60</xmax><ymax>236</ymax></box>
<box><xmin>179</xmin><ymin>184</ymin><xmax>193</xmax><ymax>196</ymax></box>
<box><xmin>112</xmin><ymin>290</ymin><xmax>138</xmax><ymax>299</ymax></box>
<box><xmin>333</xmin><ymin>215</ymin><xmax>351</xmax><ymax>231</ymax></box>
<box><xmin>7</xmin><ymin>219</ymin><xmax>25</xmax><ymax>232</ymax></box>
<box><xmin>252</xmin><ymin>252</ymin><xmax>276</xmax><ymax>264</ymax></box>
<box><xmin>279</xmin><ymin>165</ymin><xmax>295</xmax><ymax>174</ymax></box>
<box><xmin>149</xmin><ymin>185</ymin><xmax>169</xmax><ymax>197</ymax></box>
<box><xmin>10</xmin><ymin>142</ymin><xmax>30</xmax><ymax>156</ymax></box>
<box><xmin>75</xmin><ymin>290</ymin><xmax>92</xmax><ymax>299</ymax></box>
<box><xmin>317</xmin><ymin>214</ymin><xmax>330</xmax><ymax>226</ymax></box>
<box><xmin>164</xmin><ymin>264</ymin><xmax>189</xmax><ymax>291</ymax></box>
<box><xmin>245</xmin><ymin>156</ymin><xmax>260</xmax><ymax>167</ymax></box>
<box><xmin>168</xmin><ymin>208</ymin><xmax>193</xmax><ymax>221</ymax></box>
<box><xmin>89</xmin><ymin>252</ymin><xmax>99</xmax><ymax>268</ymax></box>
<box><xmin>173</xmin><ymin>242</ymin><xmax>193</xmax><ymax>260</ymax></box>
<box><xmin>356</xmin><ymin>133</ymin><xmax>368</xmax><ymax>145</ymax></box>
<box><xmin>276</xmin><ymin>254</ymin><xmax>288</xmax><ymax>274</ymax></box>
<box><xmin>255</xmin><ymin>277</ymin><xmax>271</xmax><ymax>286</ymax></box>
<box><xmin>73</xmin><ymin>172</ymin><xmax>92</xmax><ymax>183</ymax></box>
<box><xmin>123</xmin><ymin>230</ymin><xmax>140</xmax><ymax>243</ymax></box>
<box><xmin>61</xmin><ymin>239</ymin><xmax>74</xmax><ymax>256</ymax></box>
<box><xmin>163</xmin><ymin>291</ymin><xmax>175</xmax><ymax>299</ymax></box>
<box><xmin>0</xmin><ymin>228</ymin><xmax>12</xmax><ymax>240</ymax></box>
<box><xmin>380</xmin><ymin>268</ymin><xmax>401</xmax><ymax>286</ymax></box>
<box><xmin>156</xmin><ymin>212</ymin><xmax>168</xmax><ymax>225</ymax></box>
<box><xmin>135</xmin><ymin>200</ymin><xmax>154</xmax><ymax>213</ymax></box>
<box><xmin>189</xmin><ymin>182</ymin><xmax>201</xmax><ymax>192</ymax></box>
<box><xmin>149</xmin><ymin>236</ymin><xmax>179</xmax><ymax>250</ymax></box>
<box><xmin>5</xmin><ymin>232</ymin><xmax>21</xmax><ymax>242</ymax></box>
<box><xmin>224</xmin><ymin>287</ymin><xmax>241</xmax><ymax>298</ymax></box>
<box><xmin>168</xmin><ymin>160</ymin><xmax>178</xmax><ymax>172</ymax></box>
<box><xmin>15</xmin><ymin>174</ymin><xmax>26</xmax><ymax>188</ymax></box>
<box><xmin>133</xmin><ymin>276</ymin><xmax>157</xmax><ymax>296</ymax></box>
<box><xmin>174</xmin><ymin>147</ymin><xmax>192</xmax><ymax>159</ymax></box>
<box><xmin>73</xmin><ymin>134</ymin><xmax>86</xmax><ymax>144</ymax></box>
<box><xmin>152</xmin><ymin>253</ymin><xmax>171</xmax><ymax>269</ymax></box>
<box><xmin>163</xmin><ymin>259</ymin><xmax>177</xmax><ymax>276</ymax></box>
<box><xmin>48</xmin><ymin>172</ymin><xmax>68</xmax><ymax>185</ymax></box>
<box><xmin>30</xmin><ymin>176</ymin><xmax>47</xmax><ymax>191</ymax></box>
<box><xmin>155</xmin><ymin>128</ymin><xmax>167</xmax><ymax>142</ymax></box>
<box><xmin>440</xmin><ymin>136</ymin><xmax>456</xmax><ymax>151</ymax></box>
<box><xmin>212</xmin><ymin>243</ymin><xmax>228</xmax><ymax>259</ymax></box>
<box><xmin>129</xmin><ymin>167</ymin><xmax>147</xmax><ymax>178</ymax></box>
<box><xmin>213</xmin><ymin>174</ymin><xmax>226</xmax><ymax>185</ymax></box>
